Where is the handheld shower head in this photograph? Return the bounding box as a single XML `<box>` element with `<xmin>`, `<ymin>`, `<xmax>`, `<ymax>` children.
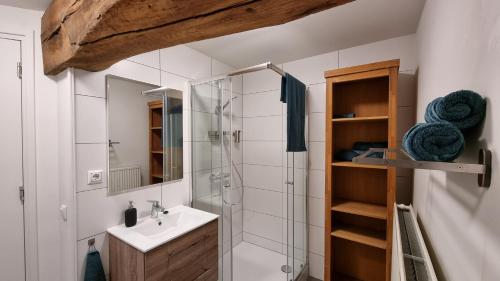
<box><xmin>216</xmin><ymin>96</ymin><xmax>239</xmax><ymax>115</ymax></box>
<box><xmin>222</xmin><ymin>96</ymin><xmax>239</xmax><ymax>110</ymax></box>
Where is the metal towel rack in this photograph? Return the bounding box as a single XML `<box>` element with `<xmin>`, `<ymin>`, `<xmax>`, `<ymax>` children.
<box><xmin>353</xmin><ymin>148</ymin><xmax>492</xmax><ymax>187</ymax></box>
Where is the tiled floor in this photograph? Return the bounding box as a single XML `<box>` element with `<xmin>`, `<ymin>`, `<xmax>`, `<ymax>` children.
<box><xmin>232</xmin><ymin>242</ymin><xmax>288</xmax><ymax>281</ymax></box>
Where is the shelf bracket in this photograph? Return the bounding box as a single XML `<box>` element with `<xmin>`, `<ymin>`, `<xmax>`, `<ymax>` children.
<box><xmin>353</xmin><ymin>148</ymin><xmax>492</xmax><ymax>188</ymax></box>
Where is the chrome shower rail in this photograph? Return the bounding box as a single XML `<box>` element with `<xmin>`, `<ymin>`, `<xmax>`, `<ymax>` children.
<box><xmin>141</xmin><ymin>86</ymin><xmax>183</xmax><ymax>98</ymax></box>
<box><xmin>189</xmin><ymin>61</ymin><xmax>285</xmax><ymax>86</ymax></box>
<box><xmin>227</xmin><ymin>61</ymin><xmax>285</xmax><ymax>77</ymax></box>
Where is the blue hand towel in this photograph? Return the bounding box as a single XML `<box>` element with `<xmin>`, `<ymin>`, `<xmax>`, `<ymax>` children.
<box><xmin>402</xmin><ymin>122</ymin><xmax>465</xmax><ymax>161</ymax></box>
<box><xmin>84</xmin><ymin>251</ymin><xmax>106</xmax><ymax>281</ymax></box>
<box><xmin>425</xmin><ymin>90</ymin><xmax>486</xmax><ymax>131</ymax></box>
<box><xmin>352</xmin><ymin>141</ymin><xmax>388</xmax><ymax>151</ymax></box>
<box><xmin>281</xmin><ymin>73</ymin><xmax>307</xmax><ymax>152</ymax></box>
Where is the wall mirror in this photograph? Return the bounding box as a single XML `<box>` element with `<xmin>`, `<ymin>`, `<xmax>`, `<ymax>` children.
<box><xmin>106</xmin><ymin>75</ymin><xmax>183</xmax><ymax>194</ymax></box>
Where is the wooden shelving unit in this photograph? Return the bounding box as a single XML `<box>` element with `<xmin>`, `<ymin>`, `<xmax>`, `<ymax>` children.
<box><xmin>332</xmin><ymin>200</ymin><xmax>387</xmax><ymax>220</ymax></box>
<box><xmin>331</xmin><ymin>226</ymin><xmax>387</xmax><ymax>250</ymax></box>
<box><xmin>324</xmin><ymin>59</ymin><xmax>399</xmax><ymax>281</ymax></box>
<box><xmin>331</xmin><ymin>162</ymin><xmax>388</xmax><ymax>170</ymax></box>
<box><xmin>334</xmin><ymin>272</ymin><xmax>362</xmax><ymax>281</ymax></box>
<box><xmin>149</xmin><ymin>100</ymin><xmax>164</xmax><ymax>185</ymax></box>
<box><xmin>332</xmin><ymin>116</ymin><xmax>389</xmax><ymax>123</ymax></box>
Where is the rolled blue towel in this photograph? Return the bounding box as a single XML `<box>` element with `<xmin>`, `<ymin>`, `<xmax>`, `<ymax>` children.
<box><xmin>425</xmin><ymin>90</ymin><xmax>486</xmax><ymax>130</ymax></box>
<box><xmin>402</xmin><ymin>122</ymin><xmax>465</xmax><ymax>161</ymax></box>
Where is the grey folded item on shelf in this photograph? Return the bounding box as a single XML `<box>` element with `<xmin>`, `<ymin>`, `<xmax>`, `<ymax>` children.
<box><xmin>333</xmin><ymin>113</ymin><xmax>356</xmax><ymax>118</ymax></box>
<box><xmin>335</xmin><ymin>141</ymin><xmax>388</xmax><ymax>161</ymax></box>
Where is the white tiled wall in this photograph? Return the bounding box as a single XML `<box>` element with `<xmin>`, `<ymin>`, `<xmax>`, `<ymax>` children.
<box><xmin>74</xmin><ymin>47</ymin><xmax>240</xmax><ymax>280</ymax></box>
<box><xmin>241</xmin><ymin>34</ymin><xmax>418</xmax><ymax>280</ymax></box>
<box><xmin>241</xmin><ymin>66</ymin><xmax>288</xmax><ymax>257</ymax></box>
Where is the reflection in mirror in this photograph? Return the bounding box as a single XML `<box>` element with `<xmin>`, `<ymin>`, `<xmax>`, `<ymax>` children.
<box><xmin>106</xmin><ymin>76</ymin><xmax>183</xmax><ymax>194</ymax></box>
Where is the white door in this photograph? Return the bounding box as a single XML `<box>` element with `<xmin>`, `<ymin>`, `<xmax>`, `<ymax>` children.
<box><xmin>0</xmin><ymin>37</ymin><xmax>26</xmax><ymax>281</ymax></box>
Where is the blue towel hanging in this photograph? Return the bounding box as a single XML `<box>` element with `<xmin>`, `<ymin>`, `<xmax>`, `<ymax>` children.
<box><xmin>84</xmin><ymin>241</ymin><xmax>106</xmax><ymax>281</ymax></box>
<box><xmin>281</xmin><ymin>73</ymin><xmax>307</xmax><ymax>152</ymax></box>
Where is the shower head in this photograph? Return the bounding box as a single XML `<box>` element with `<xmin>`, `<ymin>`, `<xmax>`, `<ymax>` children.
<box><xmin>215</xmin><ymin>96</ymin><xmax>239</xmax><ymax>115</ymax></box>
<box><xmin>222</xmin><ymin>96</ymin><xmax>239</xmax><ymax>110</ymax></box>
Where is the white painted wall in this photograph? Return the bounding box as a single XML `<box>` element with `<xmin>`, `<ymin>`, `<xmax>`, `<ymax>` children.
<box><xmin>241</xmin><ymin>34</ymin><xmax>418</xmax><ymax>279</ymax></box>
<box><xmin>0</xmin><ymin>5</ymin><xmax>65</xmax><ymax>281</ymax></box>
<box><xmin>73</xmin><ymin>45</ymin><xmax>238</xmax><ymax>280</ymax></box>
<box><xmin>415</xmin><ymin>1</ymin><xmax>500</xmax><ymax>280</ymax></box>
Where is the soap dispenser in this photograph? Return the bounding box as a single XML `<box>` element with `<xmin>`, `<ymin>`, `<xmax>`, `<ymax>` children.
<box><xmin>125</xmin><ymin>201</ymin><xmax>137</xmax><ymax>227</ymax></box>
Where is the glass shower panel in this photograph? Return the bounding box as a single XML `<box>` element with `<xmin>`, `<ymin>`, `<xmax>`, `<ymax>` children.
<box><xmin>286</xmin><ymin>112</ymin><xmax>309</xmax><ymax>281</ymax></box>
<box><xmin>191</xmin><ymin>81</ymin><xmax>214</xmax><ymax>213</ymax></box>
<box><xmin>163</xmin><ymin>95</ymin><xmax>183</xmax><ymax>181</ymax></box>
<box><xmin>191</xmin><ymin>79</ymin><xmax>233</xmax><ymax>281</ymax></box>
<box><xmin>220</xmin><ymin>77</ymin><xmax>234</xmax><ymax>281</ymax></box>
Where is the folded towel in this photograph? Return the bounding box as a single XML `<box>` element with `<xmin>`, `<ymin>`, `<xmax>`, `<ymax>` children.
<box><xmin>425</xmin><ymin>90</ymin><xmax>486</xmax><ymax>131</ymax></box>
<box><xmin>334</xmin><ymin>141</ymin><xmax>388</xmax><ymax>161</ymax></box>
<box><xmin>402</xmin><ymin>122</ymin><xmax>465</xmax><ymax>161</ymax></box>
<box><xmin>281</xmin><ymin>73</ymin><xmax>307</xmax><ymax>152</ymax></box>
<box><xmin>84</xmin><ymin>251</ymin><xmax>106</xmax><ymax>281</ymax></box>
<box><xmin>335</xmin><ymin>150</ymin><xmax>360</xmax><ymax>161</ymax></box>
<box><xmin>334</xmin><ymin>150</ymin><xmax>384</xmax><ymax>161</ymax></box>
<box><xmin>352</xmin><ymin>141</ymin><xmax>388</xmax><ymax>151</ymax></box>
<box><xmin>333</xmin><ymin>113</ymin><xmax>356</xmax><ymax>118</ymax></box>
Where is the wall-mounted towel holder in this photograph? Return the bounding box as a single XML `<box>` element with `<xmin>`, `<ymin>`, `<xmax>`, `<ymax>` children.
<box><xmin>353</xmin><ymin>148</ymin><xmax>492</xmax><ymax>188</ymax></box>
<box><xmin>88</xmin><ymin>238</ymin><xmax>96</xmax><ymax>253</ymax></box>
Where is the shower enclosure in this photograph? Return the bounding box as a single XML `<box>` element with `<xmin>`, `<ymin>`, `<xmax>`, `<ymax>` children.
<box><xmin>190</xmin><ymin>63</ymin><xmax>308</xmax><ymax>281</ymax></box>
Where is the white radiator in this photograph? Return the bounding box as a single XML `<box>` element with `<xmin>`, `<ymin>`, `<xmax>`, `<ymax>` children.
<box><xmin>392</xmin><ymin>204</ymin><xmax>438</xmax><ymax>281</ymax></box>
<box><xmin>109</xmin><ymin>165</ymin><xmax>141</xmax><ymax>193</ymax></box>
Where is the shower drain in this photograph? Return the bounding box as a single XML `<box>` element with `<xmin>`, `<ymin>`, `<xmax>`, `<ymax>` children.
<box><xmin>281</xmin><ymin>265</ymin><xmax>292</xmax><ymax>273</ymax></box>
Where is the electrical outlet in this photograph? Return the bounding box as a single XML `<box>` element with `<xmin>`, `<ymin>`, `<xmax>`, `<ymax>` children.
<box><xmin>88</xmin><ymin>170</ymin><xmax>103</xmax><ymax>185</ymax></box>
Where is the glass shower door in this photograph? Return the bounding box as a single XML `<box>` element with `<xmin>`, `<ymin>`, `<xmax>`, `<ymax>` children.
<box><xmin>191</xmin><ymin>79</ymin><xmax>238</xmax><ymax>281</ymax></box>
<box><xmin>286</xmin><ymin>104</ymin><xmax>309</xmax><ymax>281</ymax></box>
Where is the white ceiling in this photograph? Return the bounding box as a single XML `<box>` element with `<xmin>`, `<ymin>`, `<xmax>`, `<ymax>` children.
<box><xmin>188</xmin><ymin>0</ymin><xmax>425</xmax><ymax>68</ymax></box>
<box><xmin>0</xmin><ymin>0</ymin><xmax>51</xmax><ymax>11</ymax></box>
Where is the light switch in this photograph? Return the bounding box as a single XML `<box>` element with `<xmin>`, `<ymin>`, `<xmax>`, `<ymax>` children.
<box><xmin>88</xmin><ymin>170</ymin><xmax>103</xmax><ymax>185</ymax></box>
<box><xmin>59</xmin><ymin>204</ymin><xmax>68</xmax><ymax>221</ymax></box>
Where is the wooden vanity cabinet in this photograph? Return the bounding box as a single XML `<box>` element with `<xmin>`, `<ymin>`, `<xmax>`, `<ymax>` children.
<box><xmin>109</xmin><ymin>220</ymin><xmax>218</xmax><ymax>281</ymax></box>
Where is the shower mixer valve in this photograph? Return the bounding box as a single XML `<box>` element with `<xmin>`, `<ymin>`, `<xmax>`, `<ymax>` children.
<box><xmin>233</xmin><ymin>130</ymin><xmax>241</xmax><ymax>143</ymax></box>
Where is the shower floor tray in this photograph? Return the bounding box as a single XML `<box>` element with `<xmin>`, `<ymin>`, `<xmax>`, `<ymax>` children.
<box><xmin>232</xmin><ymin>242</ymin><xmax>288</xmax><ymax>281</ymax></box>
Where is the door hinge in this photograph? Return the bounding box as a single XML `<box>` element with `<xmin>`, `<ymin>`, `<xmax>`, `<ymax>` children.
<box><xmin>17</xmin><ymin>62</ymin><xmax>22</xmax><ymax>79</ymax></box>
<box><xmin>19</xmin><ymin>186</ymin><xmax>25</xmax><ymax>204</ymax></box>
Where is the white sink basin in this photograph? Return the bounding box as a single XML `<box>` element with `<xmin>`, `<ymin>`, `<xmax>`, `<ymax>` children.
<box><xmin>107</xmin><ymin>205</ymin><xmax>218</xmax><ymax>252</ymax></box>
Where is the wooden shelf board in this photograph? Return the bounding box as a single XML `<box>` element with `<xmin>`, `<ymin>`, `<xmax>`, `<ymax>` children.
<box><xmin>332</xmin><ymin>161</ymin><xmax>387</xmax><ymax>170</ymax></box>
<box><xmin>332</xmin><ymin>116</ymin><xmax>388</xmax><ymax>123</ymax></box>
<box><xmin>151</xmin><ymin>174</ymin><xmax>164</xmax><ymax>179</ymax></box>
<box><xmin>334</xmin><ymin>272</ymin><xmax>362</xmax><ymax>281</ymax></box>
<box><xmin>331</xmin><ymin>225</ymin><xmax>386</xmax><ymax>250</ymax></box>
<box><xmin>332</xmin><ymin>200</ymin><xmax>387</xmax><ymax>220</ymax></box>
<box><xmin>151</xmin><ymin>127</ymin><xmax>162</xmax><ymax>130</ymax></box>
<box><xmin>151</xmin><ymin>150</ymin><xmax>164</xmax><ymax>154</ymax></box>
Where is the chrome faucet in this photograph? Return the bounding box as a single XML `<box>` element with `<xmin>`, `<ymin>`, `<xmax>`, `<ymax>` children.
<box><xmin>147</xmin><ymin>200</ymin><xmax>165</xmax><ymax>218</ymax></box>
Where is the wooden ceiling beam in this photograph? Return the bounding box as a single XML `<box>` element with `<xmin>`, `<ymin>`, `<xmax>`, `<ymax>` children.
<box><xmin>41</xmin><ymin>0</ymin><xmax>353</xmax><ymax>75</ymax></box>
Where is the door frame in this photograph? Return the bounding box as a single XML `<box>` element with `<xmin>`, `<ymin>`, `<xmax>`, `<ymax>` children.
<box><xmin>0</xmin><ymin>25</ymin><xmax>38</xmax><ymax>281</ymax></box>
